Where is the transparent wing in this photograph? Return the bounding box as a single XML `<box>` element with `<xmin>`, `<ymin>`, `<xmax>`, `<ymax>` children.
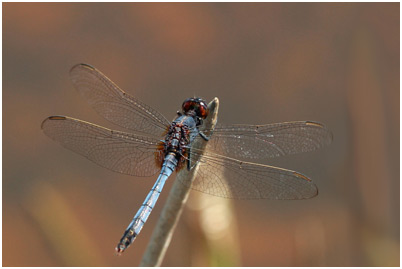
<box><xmin>202</xmin><ymin>121</ymin><xmax>333</xmax><ymax>160</ymax></box>
<box><xmin>41</xmin><ymin>116</ymin><xmax>162</xmax><ymax>177</ymax></box>
<box><xmin>70</xmin><ymin>63</ymin><xmax>170</xmax><ymax>136</ymax></box>
<box><xmin>179</xmin><ymin>149</ymin><xmax>318</xmax><ymax>199</ymax></box>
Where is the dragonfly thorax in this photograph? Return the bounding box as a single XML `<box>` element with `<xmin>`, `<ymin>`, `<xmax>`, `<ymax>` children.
<box><xmin>155</xmin><ymin>115</ymin><xmax>198</xmax><ymax>171</ymax></box>
<box><xmin>163</xmin><ymin>118</ymin><xmax>193</xmax><ymax>162</ymax></box>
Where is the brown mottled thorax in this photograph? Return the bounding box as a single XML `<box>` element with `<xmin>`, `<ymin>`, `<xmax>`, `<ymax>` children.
<box><xmin>154</xmin><ymin>121</ymin><xmax>191</xmax><ymax>172</ymax></box>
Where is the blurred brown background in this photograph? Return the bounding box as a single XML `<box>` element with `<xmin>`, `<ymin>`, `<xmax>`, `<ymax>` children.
<box><xmin>3</xmin><ymin>2</ymin><xmax>399</xmax><ymax>266</ymax></box>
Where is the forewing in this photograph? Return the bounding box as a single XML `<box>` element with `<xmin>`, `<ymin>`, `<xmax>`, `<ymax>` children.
<box><xmin>204</xmin><ymin>121</ymin><xmax>332</xmax><ymax>160</ymax></box>
<box><xmin>179</xmin><ymin>150</ymin><xmax>318</xmax><ymax>199</ymax></box>
<box><xmin>41</xmin><ymin>116</ymin><xmax>161</xmax><ymax>177</ymax></box>
<box><xmin>70</xmin><ymin>63</ymin><xmax>170</xmax><ymax>135</ymax></box>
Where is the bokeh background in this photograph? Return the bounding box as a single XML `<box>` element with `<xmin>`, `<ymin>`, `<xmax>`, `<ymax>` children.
<box><xmin>3</xmin><ymin>2</ymin><xmax>399</xmax><ymax>266</ymax></box>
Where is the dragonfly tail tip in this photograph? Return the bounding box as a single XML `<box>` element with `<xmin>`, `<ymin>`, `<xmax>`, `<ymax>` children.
<box><xmin>115</xmin><ymin>245</ymin><xmax>125</xmax><ymax>256</ymax></box>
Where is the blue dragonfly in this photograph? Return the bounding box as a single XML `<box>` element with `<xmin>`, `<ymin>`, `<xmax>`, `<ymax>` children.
<box><xmin>41</xmin><ymin>64</ymin><xmax>332</xmax><ymax>254</ymax></box>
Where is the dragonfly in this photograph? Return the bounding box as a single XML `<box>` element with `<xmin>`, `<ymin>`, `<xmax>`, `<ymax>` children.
<box><xmin>41</xmin><ymin>63</ymin><xmax>332</xmax><ymax>254</ymax></box>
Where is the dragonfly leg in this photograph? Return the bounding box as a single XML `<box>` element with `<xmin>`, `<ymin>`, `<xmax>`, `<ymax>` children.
<box><xmin>199</xmin><ymin>131</ymin><xmax>211</xmax><ymax>141</ymax></box>
<box><xmin>186</xmin><ymin>149</ymin><xmax>200</xmax><ymax>171</ymax></box>
<box><xmin>187</xmin><ymin>150</ymin><xmax>193</xmax><ymax>170</ymax></box>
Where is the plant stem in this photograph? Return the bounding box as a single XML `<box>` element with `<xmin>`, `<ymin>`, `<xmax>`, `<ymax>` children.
<box><xmin>140</xmin><ymin>98</ymin><xmax>219</xmax><ymax>266</ymax></box>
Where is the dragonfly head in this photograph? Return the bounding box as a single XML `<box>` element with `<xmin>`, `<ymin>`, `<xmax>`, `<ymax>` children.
<box><xmin>182</xmin><ymin>97</ymin><xmax>209</xmax><ymax>120</ymax></box>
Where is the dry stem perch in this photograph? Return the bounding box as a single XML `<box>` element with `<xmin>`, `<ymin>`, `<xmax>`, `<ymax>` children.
<box><xmin>140</xmin><ymin>98</ymin><xmax>219</xmax><ymax>267</ymax></box>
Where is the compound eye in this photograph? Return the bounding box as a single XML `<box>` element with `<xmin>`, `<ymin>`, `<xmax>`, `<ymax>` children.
<box><xmin>198</xmin><ymin>102</ymin><xmax>209</xmax><ymax>119</ymax></box>
<box><xmin>182</xmin><ymin>99</ymin><xmax>195</xmax><ymax>112</ymax></box>
<box><xmin>182</xmin><ymin>98</ymin><xmax>209</xmax><ymax>118</ymax></box>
